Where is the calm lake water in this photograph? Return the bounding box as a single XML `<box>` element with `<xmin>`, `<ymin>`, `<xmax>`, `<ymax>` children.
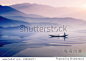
<box><xmin>0</xmin><ymin>28</ymin><xmax>86</xmax><ymax>57</ymax></box>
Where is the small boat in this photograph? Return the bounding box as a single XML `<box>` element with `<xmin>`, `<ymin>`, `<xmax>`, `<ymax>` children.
<box><xmin>49</xmin><ymin>33</ymin><xmax>68</xmax><ymax>37</ymax></box>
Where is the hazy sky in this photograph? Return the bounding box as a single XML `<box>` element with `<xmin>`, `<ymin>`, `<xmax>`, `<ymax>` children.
<box><xmin>0</xmin><ymin>0</ymin><xmax>86</xmax><ymax>7</ymax></box>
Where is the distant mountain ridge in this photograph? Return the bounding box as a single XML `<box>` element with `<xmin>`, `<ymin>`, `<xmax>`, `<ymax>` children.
<box><xmin>10</xmin><ymin>3</ymin><xmax>86</xmax><ymax>20</ymax></box>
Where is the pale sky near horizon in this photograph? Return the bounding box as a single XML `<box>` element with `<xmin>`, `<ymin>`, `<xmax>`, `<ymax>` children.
<box><xmin>0</xmin><ymin>0</ymin><xmax>86</xmax><ymax>7</ymax></box>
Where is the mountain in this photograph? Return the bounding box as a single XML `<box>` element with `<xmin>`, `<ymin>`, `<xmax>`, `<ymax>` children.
<box><xmin>0</xmin><ymin>5</ymin><xmax>26</xmax><ymax>16</ymax></box>
<box><xmin>10</xmin><ymin>3</ymin><xmax>72</xmax><ymax>17</ymax></box>
<box><xmin>10</xmin><ymin>3</ymin><xmax>86</xmax><ymax>20</ymax></box>
<box><xmin>5</xmin><ymin>15</ymin><xmax>86</xmax><ymax>30</ymax></box>
<box><xmin>0</xmin><ymin>16</ymin><xmax>29</xmax><ymax>27</ymax></box>
<box><xmin>28</xmin><ymin>17</ymin><xmax>86</xmax><ymax>25</ymax></box>
<box><xmin>64</xmin><ymin>10</ymin><xmax>86</xmax><ymax>21</ymax></box>
<box><xmin>0</xmin><ymin>5</ymin><xmax>44</xmax><ymax>19</ymax></box>
<box><xmin>5</xmin><ymin>14</ymin><xmax>44</xmax><ymax>22</ymax></box>
<box><xmin>4</xmin><ymin>14</ymin><xmax>86</xmax><ymax>26</ymax></box>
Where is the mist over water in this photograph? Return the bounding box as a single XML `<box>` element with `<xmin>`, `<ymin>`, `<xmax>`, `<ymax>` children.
<box><xmin>0</xmin><ymin>24</ymin><xmax>86</xmax><ymax>57</ymax></box>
